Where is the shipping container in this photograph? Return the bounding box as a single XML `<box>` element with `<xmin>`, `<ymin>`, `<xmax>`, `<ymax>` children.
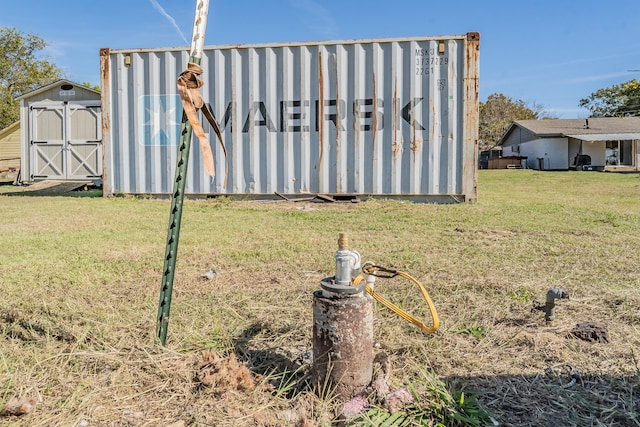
<box><xmin>101</xmin><ymin>33</ymin><xmax>479</xmax><ymax>201</ymax></box>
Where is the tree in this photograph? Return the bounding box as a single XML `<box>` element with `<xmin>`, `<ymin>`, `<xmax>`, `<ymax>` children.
<box><xmin>82</xmin><ymin>82</ymin><xmax>100</xmax><ymax>92</ymax></box>
<box><xmin>579</xmin><ymin>79</ymin><xmax>640</xmax><ymax>117</ymax></box>
<box><xmin>0</xmin><ymin>27</ymin><xmax>63</xmax><ymax>129</ymax></box>
<box><xmin>479</xmin><ymin>93</ymin><xmax>543</xmax><ymax>150</ymax></box>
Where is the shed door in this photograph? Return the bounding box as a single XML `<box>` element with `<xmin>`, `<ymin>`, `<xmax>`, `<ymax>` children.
<box><xmin>30</xmin><ymin>104</ymin><xmax>65</xmax><ymax>179</ymax></box>
<box><xmin>67</xmin><ymin>104</ymin><xmax>102</xmax><ymax>179</ymax></box>
<box><xmin>29</xmin><ymin>102</ymin><xmax>102</xmax><ymax>180</ymax></box>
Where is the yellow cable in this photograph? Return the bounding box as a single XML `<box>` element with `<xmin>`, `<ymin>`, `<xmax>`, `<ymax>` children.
<box><xmin>354</xmin><ymin>265</ymin><xmax>439</xmax><ymax>334</ymax></box>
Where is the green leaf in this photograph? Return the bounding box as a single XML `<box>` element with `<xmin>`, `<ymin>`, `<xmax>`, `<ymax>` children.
<box><xmin>380</xmin><ymin>412</ymin><xmax>407</xmax><ymax>427</ymax></box>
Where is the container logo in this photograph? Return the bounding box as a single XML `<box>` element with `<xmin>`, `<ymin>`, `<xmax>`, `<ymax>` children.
<box><xmin>138</xmin><ymin>95</ymin><xmax>182</xmax><ymax>146</ymax></box>
<box><xmin>200</xmin><ymin>97</ymin><xmax>427</xmax><ymax>134</ymax></box>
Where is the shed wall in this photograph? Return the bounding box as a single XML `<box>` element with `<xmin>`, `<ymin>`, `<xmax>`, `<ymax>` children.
<box><xmin>102</xmin><ymin>34</ymin><xmax>479</xmax><ymax>201</ymax></box>
<box><xmin>0</xmin><ymin>122</ymin><xmax>20</xmax><ymax>169</ymax></box>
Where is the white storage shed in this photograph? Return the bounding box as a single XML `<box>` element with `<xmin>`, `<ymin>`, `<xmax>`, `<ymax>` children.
<box><xmin>17</xmin><ymin>80</ymin><xmax>102</xmax><ymax>182</ymax></box>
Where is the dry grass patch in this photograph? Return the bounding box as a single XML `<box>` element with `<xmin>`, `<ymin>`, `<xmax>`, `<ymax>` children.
<box><xmin>1</xmin><ymin>170</ymin><xmax>639</xmax><ymax>426</ymax></box>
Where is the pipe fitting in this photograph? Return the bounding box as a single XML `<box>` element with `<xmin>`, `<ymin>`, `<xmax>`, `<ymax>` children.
<box><xmin>334</xmin><ymin>233</ymin><xmax>361</xmax><ymax>286</ymax></box>
<box><xmin>544</xmin><ymin>288</ymin><xmax>569</xmax><ymax>325</ymax></box>
<box><xmin>321</xmin><ymin>233</ymin><xmax>363</xmax><ymax>296</ymax></box>
<box><xmin>335</xmin><ymin>249</ymin><xmax>361</xmax><ymax>285</ymax></box>
<box><xmin>362</xmin><ymin>261</ymin><xmax>377</xmax><ymax>291</ymax></box>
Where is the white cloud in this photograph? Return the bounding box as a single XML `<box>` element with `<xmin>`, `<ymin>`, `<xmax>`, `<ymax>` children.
<box><xmin>148</xmin><ymin>0</ymin><xmax>189</xmax><ymax>45</ymax></box>
<box><xmin>561</xmin><ymin>72</ymin><xmax>636</xmax><ymax>84</ymax></box>
<box><xmin>545</xmin><ymin>107</ymin><xmax>591</xmax><ymax>119</ymax></box>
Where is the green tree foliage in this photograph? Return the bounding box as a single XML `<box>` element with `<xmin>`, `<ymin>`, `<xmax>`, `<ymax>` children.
<box><xmin>0</xmin><ymin>27</ymin><xmax>63</xmax><ymax>129</ymax></box>
<box><xmin>82</xmin><ymin>82</ymin><xmax>101</xmax><ymax>92</ymax></box>
<box><xmin>579</xmin><ymin>79</ymin><xmax>640</xmax><ymax>117</ymax></box>
<box><xmin>479</xmin><ymin>93</ymin><xmax>542</xmax><ymax>149</ymax></box>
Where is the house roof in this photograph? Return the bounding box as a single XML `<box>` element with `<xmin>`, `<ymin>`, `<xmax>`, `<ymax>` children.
<box><xmin>499</xmin><ymin>117</ymin><xmax>640</xmax><ymax>144</ymax></box>
<box><xmin>565</xmin><ymin>132</ymin><xmax>640</xmax><ymax>141</ymax></box>
<box><xmin>15</xmin><ymin>79</ymin><xmax>100</xmax><ymax>101</ymax></box>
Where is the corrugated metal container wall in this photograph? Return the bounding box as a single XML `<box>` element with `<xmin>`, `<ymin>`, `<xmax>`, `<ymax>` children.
<box><xmin>101</xmin><ymin>33</ymin><xmax>479</xmax><ymax>201</ymax></box>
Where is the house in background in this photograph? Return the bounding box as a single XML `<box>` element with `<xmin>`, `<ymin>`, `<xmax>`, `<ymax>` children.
<box><xmin>0</xmin><ymin>121</ymin><xmax>21</xmax><ymax>171</ymax></box>
<box><xmin>499</xmin><ymin>118</ymin><xmax>640</xmax><ymax>171</ymax></box>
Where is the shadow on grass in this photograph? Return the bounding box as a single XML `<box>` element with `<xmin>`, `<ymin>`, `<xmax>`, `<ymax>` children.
<box><xmin>445</xmin><ymin>372</ymin><xmax>640</xmax><ymax>427</ymax></box>
<box><xmin>1</xmin><ymin>187</ymin><xmax>103</xmax><ymax>198</ymax></box>
<box><xmin>231</xmin><ymin>322</ymin><xmax>639</xmax><ymax>425</ymax></box>
<box><xmin>232</xmin><ymin>321</ymin><xmax>310</xmax><ymax>398</ymax></box>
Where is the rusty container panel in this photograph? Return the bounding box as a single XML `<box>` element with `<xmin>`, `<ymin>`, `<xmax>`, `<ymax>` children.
<box><xmin>101</xmin><ymin>33</ymin><xmax>479</xmax><ymax>201</ymax></box>
<box><xmin>312</xmin><ymin>290</ymin><xmax>374</xmax><ymax>399</ymax></box>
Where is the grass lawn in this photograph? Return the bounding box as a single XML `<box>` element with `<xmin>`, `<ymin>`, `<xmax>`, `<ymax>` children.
<box><xmin>0</xmin><ymin>170</ymin><xmax>639</xmax><ymax>426</ymax></box>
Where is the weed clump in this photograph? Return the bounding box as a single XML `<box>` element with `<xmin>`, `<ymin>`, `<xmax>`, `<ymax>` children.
<box><xmin>196</xmin><ymin>350</ymin><xmax>257</xmax><ymax>393</ymax></box>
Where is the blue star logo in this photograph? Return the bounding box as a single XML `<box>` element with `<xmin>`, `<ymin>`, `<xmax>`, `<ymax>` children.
<box><xmin>138</xmin><ymin>94</ymin><xmax>182</xmax><ymax>146</ymax></box>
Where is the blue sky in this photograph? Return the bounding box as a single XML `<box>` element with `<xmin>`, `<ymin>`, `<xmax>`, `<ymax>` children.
<box><xmin>3</xmin><ymin>0</ymin><xmax>640</xmax><ymax>118</ymax></box>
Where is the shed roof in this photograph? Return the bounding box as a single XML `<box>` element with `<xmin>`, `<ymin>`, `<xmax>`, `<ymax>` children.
<box><xmin>0</xmin><ymin>121</ymin><xmax>20</xmax><ymax>139</ymax></box>
<box><xmin>15</xmin><ymin>79</ymin><xmax>100</xmax><ymax>101</ymax></box>
<box><xmin>499</xmin><ymin>117</ymin><xmax>640</xmax><ymax>144</ymax></box>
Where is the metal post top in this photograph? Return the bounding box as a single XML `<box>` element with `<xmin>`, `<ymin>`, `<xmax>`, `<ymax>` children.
<box><xmin>190</xmin><ymin>0</ymin><xmax>210</xmax><ymax>60</ymax></box>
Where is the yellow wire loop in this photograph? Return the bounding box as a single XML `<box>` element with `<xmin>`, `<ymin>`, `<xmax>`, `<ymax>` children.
<box><xmin>354</xmin><ymin>265</ymin><xmax>439</xmax><ymax>334</ymax></box>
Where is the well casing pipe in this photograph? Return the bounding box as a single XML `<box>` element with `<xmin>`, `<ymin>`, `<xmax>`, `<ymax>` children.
<box><xmin>312</xmin><ymin>233</ymin><xmax>373</xmax><ymax>399</ymax></box>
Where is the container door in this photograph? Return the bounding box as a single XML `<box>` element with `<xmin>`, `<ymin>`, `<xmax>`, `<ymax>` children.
<box><xmin>66</xmin><ymin>103</ymin><xmax>102</xmax><ymax>180</ymax></box>
<box><xmin>29</xmin><ymin>104</ymin><xmax>66</xmax><ymax>180</ymax></box>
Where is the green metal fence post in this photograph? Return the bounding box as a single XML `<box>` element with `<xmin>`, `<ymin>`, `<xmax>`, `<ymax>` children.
<box><xmin>156</xmin><ymin>0</ymin><xmax>210</xmax><ymax>346</ymax></box>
